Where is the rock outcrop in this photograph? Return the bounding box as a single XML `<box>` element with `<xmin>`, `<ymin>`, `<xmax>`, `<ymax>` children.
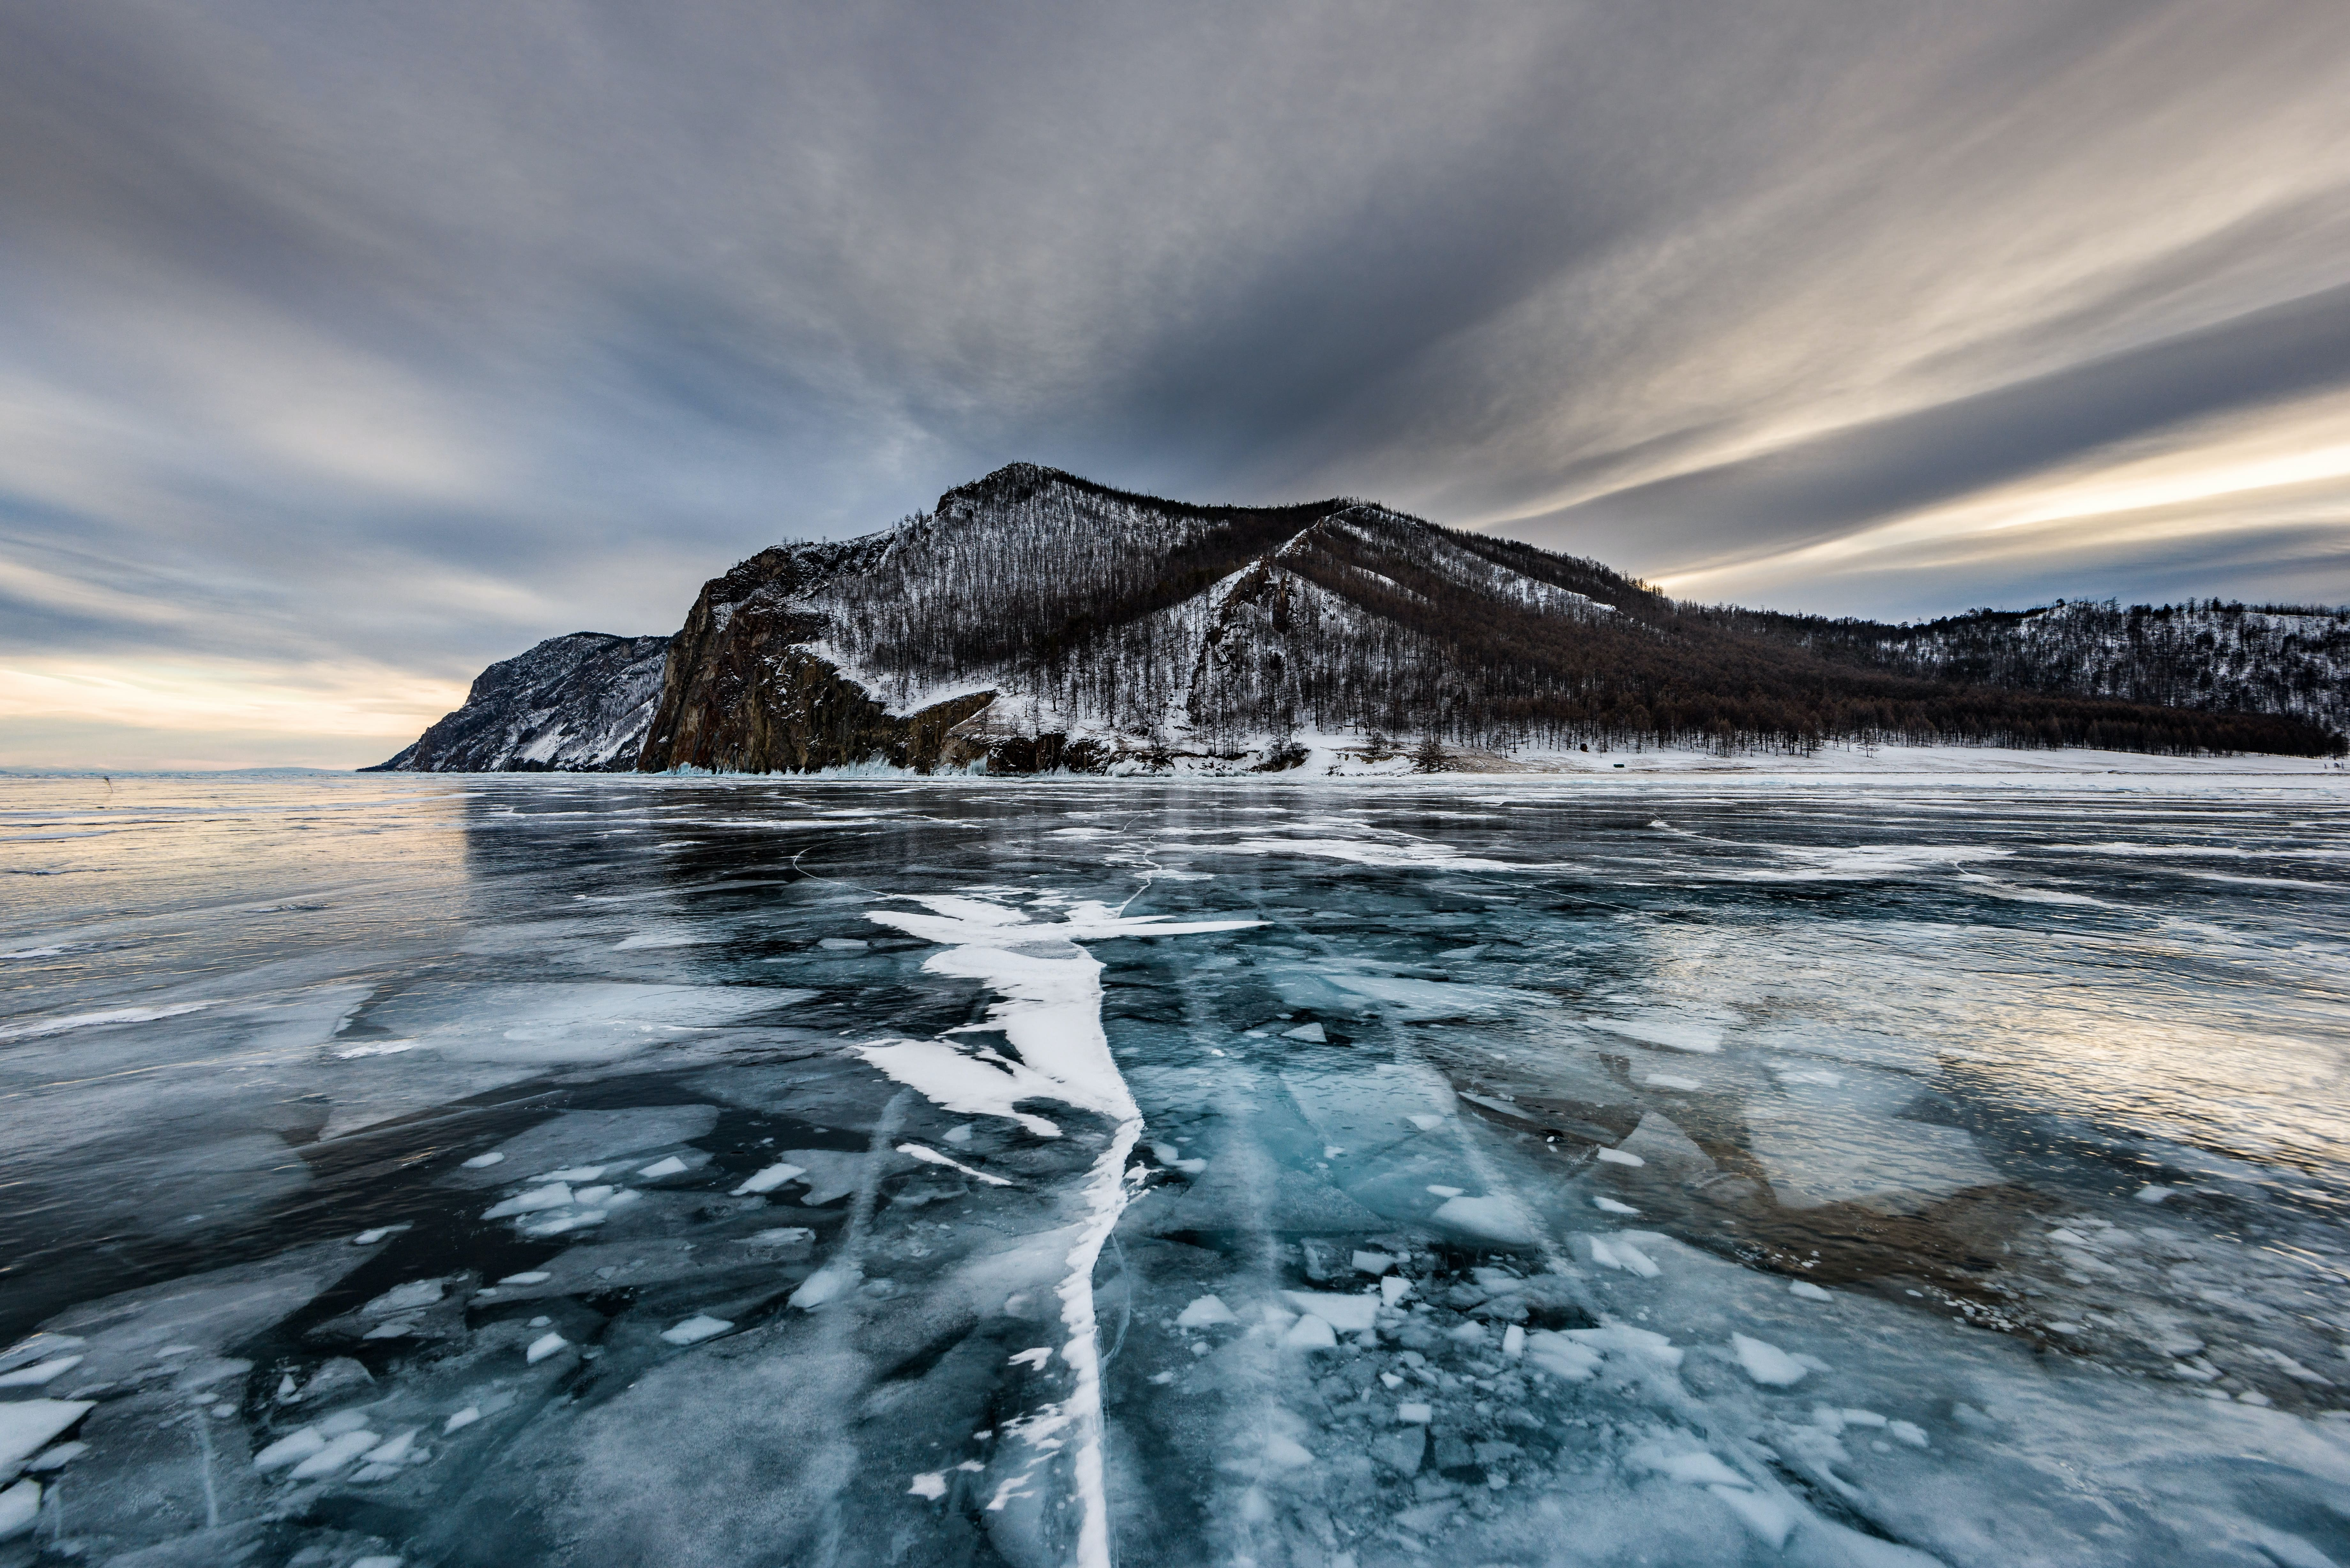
<box><xmin>366</xmin><ymin>632</ymin><xmax>670</xmax><ymax>772</ymax></box>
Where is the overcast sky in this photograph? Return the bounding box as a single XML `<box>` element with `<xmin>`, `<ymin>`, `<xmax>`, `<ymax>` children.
<box><xmin>5</xmin><ymin>0</ymin><xmax>2349</xmax><ymax>767</ymax></box>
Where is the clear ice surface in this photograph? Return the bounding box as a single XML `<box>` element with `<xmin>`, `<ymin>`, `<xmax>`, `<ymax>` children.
<box><xmin>2</xmin><ymin>771</ymin><xmax>2349</xmax><ymax>1566</ymax></box>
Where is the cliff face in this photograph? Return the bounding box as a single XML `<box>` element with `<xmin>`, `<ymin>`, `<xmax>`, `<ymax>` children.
<box><xmin>365</xmin><ymin>632</ymin><xmax>670</xmax><ymax>772</ymax></box>
<box><xmin>373</xmin><ymin>464</ymin><xmax>2345</xmax><ymax>774</ymax></box>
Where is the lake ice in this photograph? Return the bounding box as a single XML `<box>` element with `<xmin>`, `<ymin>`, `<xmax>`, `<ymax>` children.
<box><xmin>2</xmin><ymin>771</ymin><xmax>2349</xmax><ymax>1566</ymax></box>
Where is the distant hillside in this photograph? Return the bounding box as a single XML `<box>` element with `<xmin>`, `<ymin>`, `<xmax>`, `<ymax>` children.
<box><xmin>1702</xmin><ymin>599</ymin><xmax>2350</xmax><ymax>737</ymax></box>
<box><xmin>371</xmin><ymin>465</ymin><xmax>2344</xmax><ymax>773</ymax></box>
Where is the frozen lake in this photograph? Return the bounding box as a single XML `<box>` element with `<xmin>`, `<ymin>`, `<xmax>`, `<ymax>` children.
<box><xmin>4</xmin><ymin>771</ymin><xmax>2349</xmax><ymax>1567</ymax></box>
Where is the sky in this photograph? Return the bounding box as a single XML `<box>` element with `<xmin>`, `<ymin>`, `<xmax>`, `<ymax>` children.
<box><xmin>4</xmin><ymin>1</ymin><xmax>2349</xmax><ymax>769</ymax></box>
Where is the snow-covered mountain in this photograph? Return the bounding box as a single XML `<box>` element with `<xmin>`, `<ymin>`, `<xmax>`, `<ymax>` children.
<box><xmin>375</xmin><ymin>465</ymin><xmax>2345</xmax><ymax>773</ymax></box>
<box><xmin>366</xmin><ymin>632</ymin><xmax>670</xmax><ymax>772</ymax></box>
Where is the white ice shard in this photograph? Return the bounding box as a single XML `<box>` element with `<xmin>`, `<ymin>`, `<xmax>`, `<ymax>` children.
<box><xmin>659</xmin><ymin>1315</ymin><xmax>733</xmax><ymax>1346</ymax></box>
<box><xmin>1176</xmin><ymin>1295</ymin><xmax>1238</xmax><ymax>1328</ymax></box>
<box><xmin>1279</xmin><ymin>1292</ymin><xmax>1379</xmax><ymax>1333</ymax></box>
<box><xmin>1434</xmin><ymin>1193</ymin><xmax>1539</xmax><ymax>1244</ymax></box>
<box><xmin>0</xmin><ymin>1401</ymin><xmax>93</xmax><ymax>1470</ymax></box>
<box><xmin>1730</xmin><ymin>1333</ymin><xmax>1808</xmax><ymax>1386</ymax></box>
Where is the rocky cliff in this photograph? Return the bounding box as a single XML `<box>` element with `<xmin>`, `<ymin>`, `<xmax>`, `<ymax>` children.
<box><xmin>365</xmin><ymin>632</ymin><xmax>670</xmax><ymax>772</ymax></box>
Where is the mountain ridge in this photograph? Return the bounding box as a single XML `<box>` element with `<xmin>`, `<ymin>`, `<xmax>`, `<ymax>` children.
<box><xmin>371</xmin><ymin>464</ymin><xmax>2346</xmax><ymax>772</ymax></box>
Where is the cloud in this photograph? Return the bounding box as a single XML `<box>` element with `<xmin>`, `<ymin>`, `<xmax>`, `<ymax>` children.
<box><xmin>0</xmin><ymin>0</ymin><xmax>2346</xmax><ymax>763</ymax></box>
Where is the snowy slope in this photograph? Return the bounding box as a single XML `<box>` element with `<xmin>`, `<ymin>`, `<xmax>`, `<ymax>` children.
<box><xmin>369</xmin><ymin>632</ymin><xmax>671</xmax><ymax>772</ymax></box>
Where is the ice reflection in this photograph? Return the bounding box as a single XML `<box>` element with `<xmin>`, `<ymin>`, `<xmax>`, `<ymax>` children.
<box><xmin>2</xmin><ymin>774</ymin><xmax>2348</xmax><ymax>1565</ymax></box>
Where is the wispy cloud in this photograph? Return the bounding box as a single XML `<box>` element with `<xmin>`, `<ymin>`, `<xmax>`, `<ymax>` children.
<box><xmin>1</xmin><ymin>0</ymin><xmax>2346</xmax><ymax>764</ymax></box>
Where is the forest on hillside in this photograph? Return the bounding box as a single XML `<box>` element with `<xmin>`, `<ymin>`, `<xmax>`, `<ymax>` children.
<box><xmin>686</xmin><ymin>467</ymin><xmax>2342</xmax><ymax>759</ymax></box>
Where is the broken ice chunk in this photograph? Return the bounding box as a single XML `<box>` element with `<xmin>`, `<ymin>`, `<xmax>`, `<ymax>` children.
<box><xmin>1595</xmin><ymin>1147</ymin><xmax>1644</xmax><ymax>1166</ymax></box>
<box><xmin>1280</xmin><ymin>1292</ymin><xmax>1379</xmax><ymax>1333</ymax></box>
<box><xmin>1730</xmin><ymin>1333</ymin><xmax>1807</xmax><ymax>1386</ymax></box>
<box><xmin>732</xmin><ymin>1162</ymin><xmax>807</xmax><ymax>1196</ymax></box>
<box><xmin>289</xmin><ymin>1428</ymin><xmax>379</xmax><ymax>1479</ymax></box>
<box><xmin>944</xmin><ymin>1124</ymin><xmax>974</xmax><ymax>1144</ymax></box>
<box><xmin>499</xmin><ymin>1271</ymin><xmax>551</xmax><ymax>1285</ymax></box>
<box><xmin>1425</xmin><ymin>1184</ymin><xmax>1463</xmax><ymax>1198</ymax></box>
<box><xmin>482</xmin><ymin>1183</ymin><xmax>573</xmax><ymax>1219</ymax></box>
<box><xmin>1644</xmin><ymin>1073</ymin><xmax>1702</xmax><ymax>1090</ymax></box>
<box><xmin>1278</xmin><ymin>1316</ymin><xmax>1335</xmax><ymax>1354</ymax></box>
<box><xmin>1381</xmin><ymin>1275</ymin><xmax>1412</xmax><ymax>1308</ymax></box>
<box><xmin>1008</xmin><ymin>1347</ymin><xmax>1054</xmax><ymax>1370</ymax></box>
<box><xmin>659</xmin><ymin>1315</ymin><xmax>734</xmax><ymax>1346</ymax></box>
<box><xmin>535</xmin><ymin>1166</ymin><xmax>606</xmax><ymax>1183</ymax></box>
<box><xmin>909</xmin><ymin>1472</ymin><xmax>947</xmax><ymax>1499</ymax></box>
<box><xmin>637</xmin><ymin>1156</ymin><xmax>689</xmax><ymax>1178</ymax></box>
<box><xmin>899</xmin><ymin>1142</ymin><xmax>1015</xmax><ymax>1185</ymax></box>
<box><xmin>0</xmin><ymin>1401</ymin><xmax>93</xmax><ymax>1470</ymax></box>
<box><xmin>1790</xmin><ymin>1280</ymin><xmax>1832</xmax><ymax>1302</ymax></box>
<box><xmin>362</xmin><ymin>1429</ymin><xmax>418</xmax><ymax>1465</ymax></box>
<box><xmin>1406</xmin><ymin>1114</ymin><xmax>1445</xmax><ymax>1131</ymax></box>
<box><xmin>1396</xmin><ymin>1402</ymin><xmax>1433</xmax><ymax>1424</ymax></box>
<box><xmin>254</xmin><ymin>1428</ymin><xmax>325</xmax><ymax>1472</ymax></box>
<box><xmin>351</xmin><ymin>1226</ymin><xmax>408</xmax><ymax>1245</ymax></box>
<box><xmin>789</xmin><ymin>1262</ymin><xmax>860</xmax><ymax>1309</ymax></box>
<box><xmin>0</xmin><ymin>1356</ymin><xmax>81</xmax><ymax>1388</ymax></box>
<box><xmin>362</xmin><ymin>1279</ymin><xmax>446</xmax><ymax>1315</ymax></box>
<box><xmin>25</xmin><ymin>1442</ymin><xmax>86</xmax><ymax>1473</ymax></box>
<box><xmin>1175</xmin><ymin>1295</ymin><xmax>1239</xmax><ymax>1329</ymax></box>
<box><xmin>0</xmin><ymin>1334</ymin><xmax>83</xmax><ymax>1375</ymax></box>
<box><xmin>1588</xmin><ymin>1237</ymin><xmax>1660</xmax><ymax>1277</ymax></box>
<box><xmin>1887</xmin><ymin>1420</ymin><xmax>1928</xmax><ymax>1448</ymax></box>
<box><xmin>1282</xmin><ymin>1022</ymin><xmax>1327</xmax><ymax>1043</ymax></box>
<box><xmin>0</xmin><ymin>1481</ymin><xmax>40</xmax><ymax>1543</ymax></box>
<box><xmin>820</xmin><ymin>938</ymin><xmax>870</xmax><ymax>951</ymax></box>
<box><xmin>443</xmin><ymin>1407</ymin><xmax>481</xmax><ymax>1434</ymax></box>
<box><xmin>1435</xmin><ymin>1194</ymin><xmax>1539</xmax><ymax>1244</ymax></box>
<box><xmin>2135</xmin><ymin>1185</ymin><xmax>2177</xmax><ymax>1204</ymax></box>
<box><xmin>572</xmin><ymin>1185</ymin><xmax>617</xmax><ymax>1205</ymax></box>
<box><xmin>525</xmin><ymin>1332</ymin><xmax>568</xmax><ymax>1364</ymax></box>
<box><xmin>1592</xmin><ymin>1197</ymin><xmax>1639</xmax><ymax>1215</ymax></box>
<box><xmin>1264</xmin><ymin>1433</ymin><xmax>1316</xmax><ymax>1466</ymax></box>
<box><xmin>1353</xmin><ymin>1250</ymin><xmax>1397</xmax><ymax>1275</ymax></box>
<box><xmin>461</xmin><ymin>1152</ymin><xmax>505</xmax><ymax>1168</ymax></box>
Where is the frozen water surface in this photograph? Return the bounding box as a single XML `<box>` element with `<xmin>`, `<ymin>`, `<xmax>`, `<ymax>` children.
<box><xmin>3</xmin><ymin>771</ymin><xmax>2350</xmax><ymax>1567</ymax></box>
